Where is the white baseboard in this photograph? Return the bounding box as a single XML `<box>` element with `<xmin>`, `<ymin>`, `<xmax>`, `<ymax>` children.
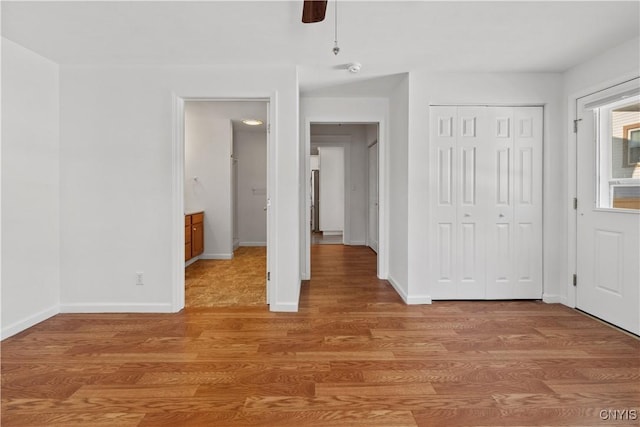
<box><xmin>269</xmin><ymin>301</ymin><xmax>299</xmax><ymax>312</ymax></box>
<box><xmin>387</xmin><ymin>275</ymin><xmax>409</xmax><ymax>303</ymax></box>
<box><xmin>406</xmin><ymin>294</ymin><xmax>432</xmax><ymax>304</ymax></box>
<box><xmin>322</xmin><ymin>231</ymin><xmax>342</xmax><ymax>236</ymax></box>
<box><xmin>387</xmin><ymin>276</ymin><xmax>431</xmax><ymax>305</ymax></box>
<box><xmin>348</xmin><ymin>240</ymin><xmax>366</xmax><ymax>246</ymax></box>
<box><xmin>233</xmin><ymin>239</ymin><xmax>240</xmax><ymax>250</ymax></box>
<box><xmin>542</xmin><ymin>293</ymin><xmax>562</xmax><ymax>304</ymax></box>
<box><xmin>201</xmin><ymin>253</ymin><xmax>233</xmax><ymax>260</ymax></box>
<box><xmin>1</xmin><ymin>305</ymin><xmax>59</xmax><ymax>340</ymax></box>
<box><xmin>59</xmin><ymin>303</ymin><xmax>174</xmax><ymax>313</ymax></box>
<box><xmin>239</xmin><ymin>242</ymin><xmax>267</xmax><ymax>247</ymax></box>
<box><xmin>184</xmin><ymin>256</ymin><xmax>201</xmax><ymax>267</ymax></box>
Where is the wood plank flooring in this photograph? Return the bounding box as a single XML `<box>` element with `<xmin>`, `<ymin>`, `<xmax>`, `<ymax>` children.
<box><xmin>2</xmin><ymin>245</ymin><xmax>639</xmax><ymax>426</ymax></box>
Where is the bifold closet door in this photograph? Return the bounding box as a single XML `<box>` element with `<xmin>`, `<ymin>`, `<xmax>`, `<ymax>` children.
<box><xmin>485</xmin><ymin>107</ymin><xmax>543</xmax><ymax>299</ymax></box>
<box><xmin>430</xmin><ymin>106</ymin><xmax>488</xmax><ymax>299</ymax></box>
<box><xmin>430</xmin><ymin>106</ymin><xmax>542</xmax><ymax>300</ymax></box>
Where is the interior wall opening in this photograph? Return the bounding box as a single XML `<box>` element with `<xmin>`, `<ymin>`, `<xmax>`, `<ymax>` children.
<box><xmin>308</xmin><ymin>122</ymin><xmax>380</xmax><ymax>273</ymax></box>
<box><xmin>183</xmin><ymin>100</ymin><xmax>269</xmax><ymax>308</ymax></box>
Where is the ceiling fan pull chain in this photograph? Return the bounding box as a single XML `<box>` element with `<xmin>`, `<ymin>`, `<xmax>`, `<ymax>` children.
<box><xmin>332</xmin><ymin>0</ymin><xmax>340</xmax><ymax>55</ymax></box>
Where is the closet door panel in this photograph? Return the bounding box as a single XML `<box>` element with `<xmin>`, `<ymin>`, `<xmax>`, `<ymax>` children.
<box><xmin>513</xmin><ymin>107</ymin><xmax>543</xmax><ymax>298</ymax></box>
<box><xmin>486</xmin><ymin>107</ymin><xmax>516</xmax><ymax>298</ymax></box>
<box><xmin>431</xmin><ymin>107</ymin><xmax>459</xmax><ymax>298</ymax></box>
<box><xmin>456</xmin><ymin>107</ymin><xmax>487</xmax><ymax>298</ymax></box>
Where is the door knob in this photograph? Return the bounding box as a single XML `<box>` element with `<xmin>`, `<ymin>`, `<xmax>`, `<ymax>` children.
<box><xmin>499</xmin><ymin>214</ymin><xmax>504</xmax><ymax>218</ymax></box>
<box><xmin>464</xmin><ymin>213</ymin><xmax>470</xmax><ymax>217</ymax></box>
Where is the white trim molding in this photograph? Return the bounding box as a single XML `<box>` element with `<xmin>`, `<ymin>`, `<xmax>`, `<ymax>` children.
<box><xmin>269</xmin><ymin>301</ymin><xmax>299</xmax><ymax>312</ymax></box>
<box><xmin>1</xmin><ymin>305</ymin><xmax>59</xmax><ymax>340</ymax></box>
<box><xmin>59</xmin><ymin>303</ymin><xmax>174</xmax><ymax>313</ymax></box>
<box><xmin>542</xmin><ymin>293</ymin><xmax>563</xmax><ymax>304</ymax></box>
<box><xmin>201</xmin><ymin>253</ymin><xmax>233</xmax><ymax>260</ymax></box>
<box><xmin>240</xmin><ymin>242</ymin><xmax>267</xmax><ymax>246</ymax></box>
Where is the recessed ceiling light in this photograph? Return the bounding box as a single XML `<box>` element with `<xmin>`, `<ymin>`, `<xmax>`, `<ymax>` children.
<box><xmin>242</xmin><ymin>119</ymin><xmax>263</xmax><ymax>126</ymax></box>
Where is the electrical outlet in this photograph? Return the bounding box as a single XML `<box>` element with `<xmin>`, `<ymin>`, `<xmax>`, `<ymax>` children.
<box><xmin>136</xmin><ymin>272</ymin><xmax>144</xmax><ymax>286</ymax></box>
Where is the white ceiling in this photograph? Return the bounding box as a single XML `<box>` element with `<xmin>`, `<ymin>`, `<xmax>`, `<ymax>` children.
<box><xmin>2</xmin><ymin>1</ymin><xmax>639</xmax><ymax>93</ymax></box>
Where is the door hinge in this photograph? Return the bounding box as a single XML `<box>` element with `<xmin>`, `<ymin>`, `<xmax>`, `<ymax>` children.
<box><xmin>573</xmin><ymin>118</ymin><xmax>582</xmax><ymax>133</ymax></box>
<box><xmin>573</xmin><ymin>197</ymin><xmax>578</xmax><ymax>210</ymax></box>
<box><xmin>267</xmin><ymin>271</ymin><xmax>271</xmax><ymax>281</ymax></box>
<box><xmin>573</xmin><ymin>274</ymin><xmax>577</xmax><ymax>287</ymax></box>
<box><xmin>267</xmin><ymin>123</ymin><xmax>271</xmax><ymax>134</ymax></box>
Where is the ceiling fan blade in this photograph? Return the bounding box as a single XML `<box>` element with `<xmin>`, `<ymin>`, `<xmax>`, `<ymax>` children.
<box><xmin>302</xmin><ymin>0</ymin><xmax>328</xmax><ymax>23</ymax></box>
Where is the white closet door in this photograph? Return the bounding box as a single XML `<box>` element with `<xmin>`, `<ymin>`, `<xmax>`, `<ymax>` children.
<box><xmin>485</xmin><ymin>107</ymin><xmax>543</xmax><ymax>299</ymax></box>
<box><xmin>512</xmin><ymin>108</ymin><xmax>543</xmax><ymax>298</ymax></box>
<box><xmin>456</xmin><ymin>107</ymin><xmax>488</xmax><ymax>298</ymax></box>
<box><xmin>431</xmin><ymin>107</ymin><xmax>458</xmax><ymax>298</ymax></box>
<box><xmin>430</xmin><ymin>105</ymin><xmax>542</xmax><ymax>300</ymax></box>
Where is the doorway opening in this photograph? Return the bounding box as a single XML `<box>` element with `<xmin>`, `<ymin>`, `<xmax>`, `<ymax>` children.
<box><xmin>308</xmin><ymin>122</ymin><xmax>380</xmax><ymax>269</ymax></box>
<box><xmin>181</xmin><ymin>99</ymin><xmax>270</xmax><ymax>308</ymax></box>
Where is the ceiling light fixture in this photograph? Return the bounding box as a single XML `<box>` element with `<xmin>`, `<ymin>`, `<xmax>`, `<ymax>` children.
<box><xmin>348</xmin><ymin>62</ymin><xmax>362</xmax><ymax>73</ymax></box>
<box><xmin>242</xmin><ymin>119</ymin><xmax>263</xmax><ymax>126</ymax></box>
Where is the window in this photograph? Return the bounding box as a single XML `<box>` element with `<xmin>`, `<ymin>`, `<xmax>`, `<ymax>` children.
<box><xmin>596</xmin><ymin>98</ymin><xmax>640</xmax><ymax>211</ymax></box>
<box><xmin>623</xmin><ymin>123</ymin><xmax>640</xmax><ymax>166</ymax></box>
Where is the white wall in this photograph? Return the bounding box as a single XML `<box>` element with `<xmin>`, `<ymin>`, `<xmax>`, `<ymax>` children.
<box><xmin>59</xmin><ymin>65</ymin><xmax>299</xmax><ymax>313</ymax></box>
<box><xmin>406</xmin><ymin>72</ymin><xmax>564</xmax><ymax>304</ymax></box>
<box><xmin>299</xmin><ymin>97</ymin><xmax>389</xmax><ymax>281</ymax></box>
<box><xmin>563</xmin><ymin>36</ymin><xmax>640</xmax><ymax>308</ymax></box>
<box><xmin>185</xmin><ymin>106</ymin><xmax>233</xmax><ymax>259</ymax></box>
<box><xmin>1</xmin><ymin>39</ymin><xmax>60</xmax><ymax>338</ymax></box>
<box><xmin>388</xmin><ymin>76</ymin><xmax>410</xmax><ymax>299</ymax></box>
<box><xmin>235</xmin><ymin>130</ymin><xmax>267</xmax><ymax>246</ymax></box>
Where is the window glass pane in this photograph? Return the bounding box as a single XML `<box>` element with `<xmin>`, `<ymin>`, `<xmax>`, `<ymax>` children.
<box><xmin>600</xmin><ymin>98</ymin><xmax>640</xmax><ymax>210</ymax></box>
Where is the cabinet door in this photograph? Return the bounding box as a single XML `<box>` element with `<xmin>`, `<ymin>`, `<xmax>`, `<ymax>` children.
<box><xmin>192</xmin><ymin>221</ymin><xmax>204</xmax><ymax>257</ymax></box>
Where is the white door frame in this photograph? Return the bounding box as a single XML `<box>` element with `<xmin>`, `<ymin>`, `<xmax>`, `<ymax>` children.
<box><xmin>303</xmin><ymin>119</ymin><xmax>388</xmax><ymax>281</ymax></box>
<box><xmin>366</xmin><ymin>139</ymin><xmax>379</xmax><ymax>252</ymax></box>
<box><xmin>172</xmin><ymin>94</ymin><xmax>275</xmax><ymax>311</ymax></box>
<box><xmin>566</xmin><ymin>73</ymin><xmax>639</xmax><ymax>309</ymax></box>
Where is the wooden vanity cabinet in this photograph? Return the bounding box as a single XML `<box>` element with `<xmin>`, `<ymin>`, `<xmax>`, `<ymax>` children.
<box><xmin>185</xmin><ymin>212</ymin><xmax>204</xmax><ymax>261</ymax></box>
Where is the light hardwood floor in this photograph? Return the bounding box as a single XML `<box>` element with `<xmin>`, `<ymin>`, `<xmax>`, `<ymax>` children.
<box><xmin>2</xmin><ymin>245</ymin><xmax>639</xmax><ymax>426</ymax></box>
<box><xmin>186</xmin><ymin>247</ymin><xmax>266</xmax><ymax>308</ymax></box>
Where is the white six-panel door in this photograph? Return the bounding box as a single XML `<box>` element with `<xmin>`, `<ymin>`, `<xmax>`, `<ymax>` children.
<box><xmin>430</xmin><ymin>106</ymin><xmax>543</xmax><ymax>300</ymax></box>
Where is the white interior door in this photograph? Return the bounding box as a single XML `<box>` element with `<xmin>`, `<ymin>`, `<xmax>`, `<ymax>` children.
<box><xmin>368</xmin><ymin>142</ymin><xmax>379</xmax><ymax>252</ymax></box>
<box><xmin>318</xmin><ymin>146</ymin><xmax>345</xmax><ymax>235</ymax></box>
<box><xmin>576</xmin><ymin>80</ymin><xmax>640</xmax><ymax>335</ymax></box>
